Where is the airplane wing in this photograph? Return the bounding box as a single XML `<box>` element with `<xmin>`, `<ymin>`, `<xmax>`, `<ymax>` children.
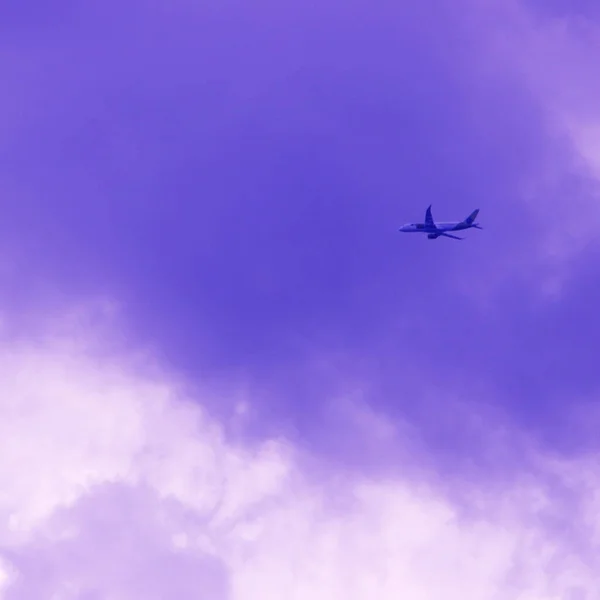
<box><xmin>425</xmin><ymin>205</ymin><xmax>435</xmax><ymax>228</ymax></box>
<box><xmin>439</xmin><ymin>232</ymin><xmax>463</xmax><ymax>240</ymax></box>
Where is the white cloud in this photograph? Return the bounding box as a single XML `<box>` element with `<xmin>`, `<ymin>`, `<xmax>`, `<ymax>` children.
<box><xmin>500</xmin><ymin>2</ymin><xmax>600</xmax><ymax>261</ymax></box>
<box><xmin>0</xmin><ymin>309</ymin><xmax>598</xmax><ymax>599</ymax></box>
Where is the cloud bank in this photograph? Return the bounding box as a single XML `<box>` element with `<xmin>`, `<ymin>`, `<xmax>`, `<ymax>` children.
<box><xmin>0</xmin><ymin>310</ymin><xmax>597</xmax><ymax>599</ymax></box>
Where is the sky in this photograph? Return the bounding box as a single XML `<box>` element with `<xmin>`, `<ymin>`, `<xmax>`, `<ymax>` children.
<box><xmin>1</xmin><ymin>0</ymin><xmax>600</xmax><ymax>597</ymax></box>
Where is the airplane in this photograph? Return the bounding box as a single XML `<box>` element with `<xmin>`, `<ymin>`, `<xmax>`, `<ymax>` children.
<box><xmin>399</xmin><ymin>205</ymin><xmax>482</xmax><ymax>240</ymax></box>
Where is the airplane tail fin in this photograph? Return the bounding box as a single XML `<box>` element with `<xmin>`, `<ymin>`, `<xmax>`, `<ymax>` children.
<box><xmin>465</xmin><ymin>209</ymin><xmax>480</xmax><ymax>226</ymax></box>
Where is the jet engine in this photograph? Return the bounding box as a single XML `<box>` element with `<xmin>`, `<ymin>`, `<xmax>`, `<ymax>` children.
<box><xmin>427</xmin><ymin>233</ymin><xmax>437</xmax><ymax>239</ymax></box>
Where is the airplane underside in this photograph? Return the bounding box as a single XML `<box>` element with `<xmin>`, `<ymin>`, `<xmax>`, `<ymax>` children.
<box><xmin>427</xmin><ymin>230</ymin><xmax>464</xmax><ymax>240</ymax></box>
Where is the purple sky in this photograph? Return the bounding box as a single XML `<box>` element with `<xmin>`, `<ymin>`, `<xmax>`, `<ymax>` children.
<box><xmin>1</xmin><ymin>0</ymin><xmax>600</xmax><ymax>597</ymax></box>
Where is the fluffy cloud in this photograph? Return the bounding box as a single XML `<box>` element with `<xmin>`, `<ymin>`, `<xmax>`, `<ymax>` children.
<box><xmin>0</xmin><ymin>309</ymin><xmax>597</xmax><ymax>599</ymax></box>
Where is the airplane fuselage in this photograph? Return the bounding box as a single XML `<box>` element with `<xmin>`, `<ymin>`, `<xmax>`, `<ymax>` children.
<box><xmin>399</xmin><ymin>221</ymin><xmax>470</xmax><ymax>233</ymax></box>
